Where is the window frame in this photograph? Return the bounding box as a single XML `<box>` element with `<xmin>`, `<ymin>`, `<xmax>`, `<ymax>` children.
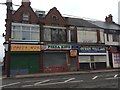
<box><xmin>43</xmin><ymin>26</ymin><xmax>67</xmax><ymax>42</ymax></box>
<box><xmin>11</xmin><ymin>23</ymin><xmax>40</xmax><ymax>41</ymax></box>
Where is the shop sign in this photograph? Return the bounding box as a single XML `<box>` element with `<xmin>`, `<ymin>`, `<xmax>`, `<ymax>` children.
<box><xmin>79</xmin><ymin>46</ymin><xmax>106</xmax><ymax>53</ymax></box>
<box><xmin>46</xmin><ymin>45</ymin><xmax>71</xmax><ymax>50</ymax></box>
<box><xmin>70</xmin><ymin>50</ymin><xmax>77</xmax><ymax>56</ymax></box>
<box><xmin>113</xmin><ymin>53</ymin><xmax>120</xmax><ymax>68</ymax></box>
<box><xmin>71</xmin><ymin>45</ymin><xmax>79</xmax><ymax>50</ymax></box>
<box><xmin>11</xmin><ymin>44</ymin><xmax>41</xmax><ymax>51</ymax></box>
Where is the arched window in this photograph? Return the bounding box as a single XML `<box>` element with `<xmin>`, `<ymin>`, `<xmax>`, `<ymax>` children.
<box><xmin>52</xmin><ymin>15</ymin><xmax>57</xmax><ymax>22</ymax></box>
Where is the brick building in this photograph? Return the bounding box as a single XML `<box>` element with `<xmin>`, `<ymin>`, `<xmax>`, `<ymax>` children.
<box><xmin>3</xmin><ymin>0</ymin><xmax>120</xmax><ymax>77</ymax></box>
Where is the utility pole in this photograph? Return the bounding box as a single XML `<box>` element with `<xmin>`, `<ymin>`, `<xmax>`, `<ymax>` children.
<box><xmin>5</xmin><ymin>0</ymin><xmax>12</xmax><ymax>77</ymax></box>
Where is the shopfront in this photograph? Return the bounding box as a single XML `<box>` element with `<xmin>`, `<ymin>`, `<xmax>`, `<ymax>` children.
<box><xmin>10</xmin><ymin>44</ymin><xmax>41</xmax><ymax>75</ymax></box>
<box><xmin>78</xmin><ymin>46</ymin><xmax>107</xmax><ymax>70</ymax></box>
<box><xmin>107</xmin><ymin>46</ymin><xmax>120</xmax><ymax>68</ymax></box>
<box><xmin>41</xmin><ymin>44</ymin><xmax>79</xmax><ymax>72</ymax></box>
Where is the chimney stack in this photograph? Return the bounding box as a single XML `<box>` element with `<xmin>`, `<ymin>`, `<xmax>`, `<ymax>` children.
<box><xmin>22</xmin><ymin>0</ymin><xmax>31</xmax><ymax>6</ymax></box>
<box><xmin>105</xmin><ymin>14</ymin><xmax>113</xmax><ymax>23</ymax></box>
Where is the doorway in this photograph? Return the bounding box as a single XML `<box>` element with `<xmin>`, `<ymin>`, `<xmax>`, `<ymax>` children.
<box><xmin>90</xmin><ymin>56</ymin><xmax>96</xmax><ymax>70</ymax></box>
<box><xmin>70</xmin><ymin>57</ymin><xmax>77</xmax><ymax>71</ymax></box>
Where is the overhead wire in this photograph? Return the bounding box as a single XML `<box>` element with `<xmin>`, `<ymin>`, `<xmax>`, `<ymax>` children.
<box><xmin>0</xmin><ymin>2</ymin><xmax>101</xmax><ymax>21</ymax></box>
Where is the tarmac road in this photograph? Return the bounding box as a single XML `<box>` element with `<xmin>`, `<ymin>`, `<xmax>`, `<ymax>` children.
<box><xmin>1</xmin><ymin>69</ymin><xmax>120</xmax><ymax>89</ymax></box>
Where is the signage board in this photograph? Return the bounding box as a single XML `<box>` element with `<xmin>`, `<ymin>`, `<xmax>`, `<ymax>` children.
<box><xmin>42</xmin><ymin>45</ymin><xmax>71</xmax><ymax>50</ymax></box>
<box><xmin>112</xmin><ymin>53</ymin><xmax>120</xmax><ymax>68</ymax></box>
<box><xmin>79</xmin><ymin>46</ymin><xmax>106</xmax><ymax>53</ymax></box>
<box><xmin>11</xmin><ymin>44</ymin><xmax>41</xmax><ymax>51</ymax></box>
<box><xmin>70</xmin><ymin>50</ymin><xmax>77</xmax><ymax>56</ymax></box>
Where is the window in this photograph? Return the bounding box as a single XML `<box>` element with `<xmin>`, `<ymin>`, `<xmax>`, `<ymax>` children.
<box><xmin>106</xmin><ymin>34</ymin><xmax>109</xmax><ymax>41</ymax></box>
<box><xmin>23</xmin><ymin>12</ymin><xmax>29</xmax><ymax>21</ymax></box>
<box><xmin>52</xmin><ymin>16</ymin><xmax>57</xmax><ymax>22</ymax></box>
<box><xmin>77</xmin><ymin>30</ymin><xmax>97</xmax><ymax>43</ymax></box>
<box><xmin>12</xmin><ymin>23</ymin><xmax>40</xmax><ymax>41</ymax></box>
<box><xmin>43</xmin><ymin>27</ymin><xmax>66</xmax><ymax>42</ymax></box>
<box><xmin>44</xmin><ymin>28</ymin><xmax>51</xmax><ymax>41</ymax></box>
<box><xmin>68</xmin><ymin>30</ymin><xmax>76</xmax><ymax>43</ymax></box>
<box><xmin>113</xmin><ymin>34</ymin><xmax>119</xmax><ymax>42</ymax></box>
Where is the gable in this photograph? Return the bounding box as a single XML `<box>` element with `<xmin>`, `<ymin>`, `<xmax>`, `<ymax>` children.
<box><xmin>44</xmin><ymin>7</ymin><xmax>66</xmax><ymax>26</ymax></box>
<box><xmin>12</xmin><ymin>5</ymin><xmax>38</xmax><ymax>24</ymax></box>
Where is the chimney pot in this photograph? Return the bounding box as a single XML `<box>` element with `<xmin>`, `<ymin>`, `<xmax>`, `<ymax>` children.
<box><xmin>105</xmin><ymin>14</ymin><xmax>113</xmax><ymax>23</ymax></box>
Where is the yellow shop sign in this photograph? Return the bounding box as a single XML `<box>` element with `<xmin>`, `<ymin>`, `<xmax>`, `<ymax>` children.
<box><xmin>11</xmin><ymin>44</ymin><xmax>41</xmax><ymax>51</ymax></box>
<box><xmin>70</xmin><ymin>50</ymin><xmax>77</xmax><ymax>56</ymax></box>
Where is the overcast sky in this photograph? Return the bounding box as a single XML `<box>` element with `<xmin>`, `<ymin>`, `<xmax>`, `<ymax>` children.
<box><xmin>0</xmin><ymin>0</ymin><xmax>120</xmax><ymax>61</ymax></box>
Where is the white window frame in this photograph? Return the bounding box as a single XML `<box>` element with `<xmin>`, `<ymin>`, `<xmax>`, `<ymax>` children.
<box><xmin>11</xmin><ymin>23</ymin><xmax>40</xmax><ymax>41</ymax></box>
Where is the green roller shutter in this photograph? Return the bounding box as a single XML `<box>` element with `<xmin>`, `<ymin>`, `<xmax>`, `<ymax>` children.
<box><xmin>10</xmin><ymin>52</ymin><xmax>40</xmax><ymax>74</ymax></box>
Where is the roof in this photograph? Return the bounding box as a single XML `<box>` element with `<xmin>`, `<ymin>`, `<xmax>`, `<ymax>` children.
<box><xmin>88</xmin><ymin>20</ymin><xmax>120</xmax><ymax>30</ymax></box>
<box><xmin>67</xmin><ymin>17</ymin><xmax>99</xmax><ymax>28</ymax></box>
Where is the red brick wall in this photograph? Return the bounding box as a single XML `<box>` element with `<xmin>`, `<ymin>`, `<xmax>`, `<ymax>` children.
<box><xmin>12</xmin><ymin>6</ymin><xmax>39</xmax><ymax>24</ymax></box>
<box><xmin>43</xmin><ymin>7</ymin><xmax>66</xmax><ymax>26</ymax></box>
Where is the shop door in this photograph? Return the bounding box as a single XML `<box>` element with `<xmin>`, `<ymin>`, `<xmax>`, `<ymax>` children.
<box><xmin>70</xmin><ymin>57</ymin><xmax>77</xmax><ymax>71</ymax></box>
<box><xmin>90</xmin><ymin>56</ymin><xmax>96</xmax><ymax>70</ymax></box>
<box><xmin>108</xmin><ymin>53</ymin><xmax>113</xmax><ymax>68</ymax></box>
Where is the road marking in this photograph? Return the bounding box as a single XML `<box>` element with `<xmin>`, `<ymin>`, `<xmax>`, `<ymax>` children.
<box><xmin>0</xmin><ymin>82</ymin><xmax>20</xmax><ymax>88</ymax></box>
<box><xmin>37</xmin><ymin>80</ymin><xmax>82</xmax><ymax>86</ymax></box>
<box><xmin>39</xmin><ymin>81</ymin><xmax>66</xmax><ymax>86</ymax></box>
<box><xmin>105</xmin><ymin>77</ymin><xmax>120</xmax><ymax>80</ymax></box>
<box><xmin>114</xmin><ymin>74</ymin><xmax>118</xmax><ymax>78</ymax></box>
<box><xmin>64</xmin><ymin>78</ymin><xmax>75</xmax><ymax>83</ymax></box>
<box><xmin>25</xmin><ymin>78</ymin><xmax>68</xmax><ymax>83</ymax></box>
<box><xmin>70</xmin><ymin>80</ymin><xmax>83</xmax><ymax>83</ymax></box>
<box><xmin>34</xmin><ymin>80</ymin><xmax>50</xmax><ymax>86</ymax></box>
<box><xmin>22</xmin><ymin>85</ymin><xmax>33</xmax><ymax>88</ymax></box>
<box><xmin>105</xmin><ymin>77</ymin><xmax>116</xmax><ymax>80</ymax></box>
<box><xmin>92</xmin><ymin>76</ymin><xmax>98</xmax><ymax>80</ymax></box>
<box><xmin>25</xmin><ymin>80</ymin><xmax>41</xmax><ymax>83</ymax></box>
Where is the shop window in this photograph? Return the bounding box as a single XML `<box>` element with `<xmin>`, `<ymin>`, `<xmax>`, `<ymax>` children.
<box><xmin>113</xmin><ymin>34</ymin><xmax>119</xmax><ymax>42</ymax></box>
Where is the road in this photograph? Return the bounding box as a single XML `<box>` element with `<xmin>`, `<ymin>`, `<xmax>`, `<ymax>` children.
<box><xmin>1</xmin><ymin>71</ymin><xmax>120</xmax><ymax>89</ymax></box>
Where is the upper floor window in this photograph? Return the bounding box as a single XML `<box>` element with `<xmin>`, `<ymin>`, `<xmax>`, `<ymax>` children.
<box><xmin>23</xmin><ymin>12</ymin><xmax>29</xmax><ymax>21</ymax></box>
<box><xmin>43</xmin><ymin>27</ymin><xmax>66</xmax><ymax>42</ymax></box>
<box><xmin>52</xmin><ymin>16</ymin><xmax>57</xmax><ymax>22</ymax></box>
<box><xmin>106</xmin><ymin>34</ymin><xmax>109</xmax><ymax>41</ymax></box>
<box><xmin>68</xmin><ymin>30</ymin><xmax>76</xmax><ymax>43</ymax></box>
<box><xmin>77</xmin><ymin>29</ymin><xmax>97</xmax><ymax>43</ymax></box>
<box><xmin>113</xmin><ymin>34</ymin><xmax>119</xmax><ymax>42</ymax></box>
<box><xmin>11</xmin><ymin>23</ymin><xmax>40</xmax><ymax>41</ymax></box>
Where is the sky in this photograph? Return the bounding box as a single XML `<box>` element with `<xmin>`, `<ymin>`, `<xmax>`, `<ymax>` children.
<box><xmin>0</xmin><ymin>0</ymin><xmax>120</xmax><ymax>61</ymax></box>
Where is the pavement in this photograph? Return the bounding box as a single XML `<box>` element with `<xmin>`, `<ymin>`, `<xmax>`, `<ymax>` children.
<box><xmin>2</xmin><ymin>68</ymin><xmax>120</xmax><ymax>79</ymax></box>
